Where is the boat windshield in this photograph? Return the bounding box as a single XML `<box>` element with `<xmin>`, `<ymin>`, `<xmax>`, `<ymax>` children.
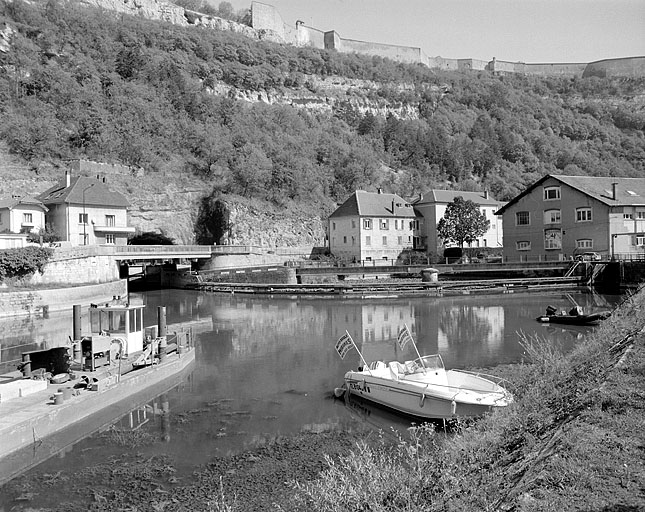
<box><xmin>418</xmin><ymin>354</ymin><xmax>444</xmax><ymax>371</ymax></box>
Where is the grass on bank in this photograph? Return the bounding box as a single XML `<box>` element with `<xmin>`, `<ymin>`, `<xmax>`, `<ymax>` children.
<box><xmin>292</xmin><ymin>290</ymin><xmax>645</xmax><ymax>512</ymax></box>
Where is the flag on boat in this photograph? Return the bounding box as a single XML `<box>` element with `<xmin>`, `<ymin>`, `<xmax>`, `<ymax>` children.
<box><xmin>335</xmin><ymin>332</ymin><xmax>355</xmax><ymax>359</ymax></box>
<box><xmin>397</xmin><ymin>325</ymin><xmax>414</xmax><ymax>350</ymax></box>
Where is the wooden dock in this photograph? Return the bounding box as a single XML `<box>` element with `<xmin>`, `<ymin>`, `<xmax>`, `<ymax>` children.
<box><xmin>189</xmin><ymin>275</ymin><xmax>583</xmax><ymax>297</ymax></box>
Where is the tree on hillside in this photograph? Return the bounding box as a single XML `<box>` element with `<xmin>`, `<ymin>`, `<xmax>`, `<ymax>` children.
<box><xmin>129</xmin><ymin>231</ymin><xmax>175</xmax><ymax>245</ymax></box>
<box><xmin>437</xmin><ymin>196</ymin><xmax>490</xmax><ymax>248</ymax></box>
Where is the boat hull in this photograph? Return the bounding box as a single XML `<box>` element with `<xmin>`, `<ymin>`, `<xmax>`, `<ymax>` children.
<box><xmin>536</xmin><ymin>312</ymin><xmax>608</xmax><ymax>325</ymax></box>
<box><xmin>344</xmin><ymin>371</ymin><xmax>507</xmax><ymax>420</ymax></box>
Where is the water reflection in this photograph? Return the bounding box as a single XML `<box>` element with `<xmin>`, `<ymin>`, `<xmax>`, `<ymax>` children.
<box><xmin>0</xmin><ymin>288</ymin><xmax>622</xmax><ymax>498</ymax></box>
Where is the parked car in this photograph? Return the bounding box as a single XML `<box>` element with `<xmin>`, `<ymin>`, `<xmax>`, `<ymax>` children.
<box><xmin>576</xmin><ymin>252</ymin><xmax>602</xmax><ymax>261</ymax></box>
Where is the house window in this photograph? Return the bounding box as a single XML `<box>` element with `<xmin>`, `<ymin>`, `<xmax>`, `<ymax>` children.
<box><xmin>365</xmin><ymin>236</ymin><xmax>371</xmax><ymax>246</ymax></box>
<box><xmin>351</xmin><ymin>236</ymin><xmax>355</xmax><ymax>246</ymax></box>
<box><xmin>363</xmin><ymin>219</ymin><xmax>372</xmax><ymax>230</ymax></box>
<box><xmin>576</xmin><ymin>239</ymin><xmax>593</xmax><ymax>249</ymax></box>
<box><xmin>380</xmin><ymin>219</ymin><xmax>389</xmax><ymax>230</ymax></box>
<box><xmin>398</xmin><ymin>236</ymin><xmax>402</xmax><ymax>245</ymax></box>
<box><xmin>516</xmin><ymin>211</ymin><xmax>530</xmax><ymax>225</ymax></box>
<box><xmin>79</xmin><ymin>233</ymin><xmax>88</xmax><ymax>245</ymax></box>
<box><xmin>332</xmin><ymin>222</ymin><xmax>336</xmax><ymax>230</ymax></box>
<box><xmin>516</xmin><ymin>241</ymin><xmax>531</xmax><ymax>251</ymax></box>
<box><xmin>343</xmin><ymin>236</ymin><xmax>347</xmax><ymax>244</ymax></box>
<box><xmin>623</xmin><ymin>213</ymin><xmax>633</xmax><ymax>220</ymax></box>
<box><xmin>637</xmin><ymin>212</ymin><xmax>645</xmax><ymax>220</ymax></box>
<box><xmin>22</xmin><ymin>213</ymin><xmax>33</xmax><ymax>224</ymax></box>
<box><xmin>105</xmin><ymin>234</ymin><xmax>116</xmax><ymax>244</ymax></box>
<box><xmin>544</xmin><ymin>209</ymin><xmax>561</xmax><ymax>224</ymax></box>
<box><xmin>543</xmin><ymin>186</ymin><xmax>561</xmax><ymax>200</ymax></box>
<box><xmin>544</xmin><ymin>229</ymin><xmax>562</xmax><ymax>249</ymax></box>
<box><xmin>105</xmin><ymin>215</ymin><xmax>116</xmax><ymax>227</ymax></box>
<box><xmin>635</xmin><ymin>236</ymin><xmax>645</xmax><ymax>246</ymax></box>
<box><xmin>351</xmin><ymin>220</ymin><xmax>355</xmax><ymax>229</ymax></box>
<box><xmin>395</xmin><ymin>220</ymin><xmax>399</xmax><ymax>230</ymax></box>
<box><xmin>576</xmin><ymin>208</ymin><xmax>592</xmax><ymax>222</ymax></box>
<box><xmin>79</xmin><ymin>213</ymin><xmax>88</xmax><ymax>224</ymax></box>
<box><xmin>382</xmin><ymin>236</ymin><xmax>387</xmax><ymax>246</ymax></box>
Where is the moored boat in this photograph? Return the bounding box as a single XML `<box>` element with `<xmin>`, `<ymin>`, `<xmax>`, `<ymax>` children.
<box><xmin>0</xmin><ymin>299</ymin><xmax>196</xmax><ymax>484</ymax></box>
<box><xmin>343</xmin><ymin>355</ymin><xmax>512</xmax><ymax>420</ymax></box>
<box><xmin>334</xmin><ymin>327</ymin><xmax>513</xmax><ymax>420</ymax></box>
<box><xmin>536</xmin><ymin>305</ymin><xmax>610</xmax><ymax>325</ymax></box>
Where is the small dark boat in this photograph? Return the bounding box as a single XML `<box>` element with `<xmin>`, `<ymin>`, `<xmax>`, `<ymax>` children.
<box><xmin>536</xmin><ymin>305</ymin><xmax>610</xmax><ymax>325</ymax></box>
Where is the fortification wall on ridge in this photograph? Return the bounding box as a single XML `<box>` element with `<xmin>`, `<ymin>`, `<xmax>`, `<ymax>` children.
<box><xmin>458</xmin><ymin>59</ymin><xmax>488</xmax><ymax>71</ymax></box>
<box><xmin>251</xmin><ymin>1</ymin><xmax>299</xmax><ymax>43</ymax></box>
<box><xmin>525</xmin><ymin>62</ymin><xmax>587</xmax><ymax>77</ymax></box>
<box><xmin>327</xmin><ymin>33</ymin><xmax>428</xmax><ymax>65</ymax></box>
<box><xmin>70</xmin><ymin>0</ymin><xmax>643</xmax><ymax>78</ymax></box>
<box><xmin>583</xmin><ymin>56</ymin><xmax>645</xmax><ymax>78</ymax></box>
<box><xmin>297</xmin><ymin>24</ymin><xmax>325</xmax><ymax>48</ymax></box>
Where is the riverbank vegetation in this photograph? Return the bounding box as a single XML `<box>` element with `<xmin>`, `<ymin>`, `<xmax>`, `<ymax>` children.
<box><xmin>290</xmin><ymin>289</ymin><xmax>645</xmax><ymax>511</ymax></box>
<box><xmin>0</xmin><ymin>246</ymin><xmax>53</xmax><ymax>283</ymax></box>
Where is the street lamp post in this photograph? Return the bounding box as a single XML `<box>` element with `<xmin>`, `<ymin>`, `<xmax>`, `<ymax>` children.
<box><xmin>82</xmin><ymin>183</ymin><xmax>95</xmax><ymax>246</ymax></box>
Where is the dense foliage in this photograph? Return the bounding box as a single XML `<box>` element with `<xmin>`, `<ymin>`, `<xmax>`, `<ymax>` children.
<box><xmin>128</xmin><ymin>231</ymin><xmax>176</xmax><ymax>245</ymax></box>
<box><xmin>437</xmin><ymin>197</ymin><xmax>490</xmax><ymax>248</ymax></box>
<box><xmin>0</xmin><ymin>0</ymin><xmax>644</xmax><ymax>210</ymax></box>
<box><xmin>0</xmin><ymin>246</ymin><xmax>53</xmax><ymax>281</ymax></box>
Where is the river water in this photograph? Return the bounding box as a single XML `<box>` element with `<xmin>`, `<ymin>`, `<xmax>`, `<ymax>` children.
<box><xmin>0</xmin><ymin>287</ymin><xmax>622</xmax><ymax>504</ymax></box>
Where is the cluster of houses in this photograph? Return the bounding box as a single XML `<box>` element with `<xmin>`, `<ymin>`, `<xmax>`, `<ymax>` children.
<box><xmin>329</xmin><ymin>175</ymin><xmax>645</xmax><ymax>263</ymax></box>
<box><xmin>0</xmin><ymin>171</ymin><xmax>134</xmax><ymax>250</ymax></box>
<box><xmin>2</xmin><ymin>168</ymin><xmax>645</xmax><ymax>264</ymax></box>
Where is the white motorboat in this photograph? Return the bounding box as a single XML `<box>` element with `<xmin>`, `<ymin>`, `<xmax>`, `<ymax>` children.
<box><xmin>342</xmin><ymin>355</ymin><xmax>513</xmax><ymax>420</ymax></box>
<box><xmin>335</xmin><ymin>328</ymin><xmax>512</xmax><ymax>420</ymax></box>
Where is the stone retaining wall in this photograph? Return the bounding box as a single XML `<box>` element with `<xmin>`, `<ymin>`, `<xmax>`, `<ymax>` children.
<box><xmin>0</xmin><ymin>280</ymin><xmax>128</xmax><ymax>318</ymax></box>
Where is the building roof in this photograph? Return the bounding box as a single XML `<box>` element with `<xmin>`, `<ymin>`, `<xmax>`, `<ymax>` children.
<box><xmin>496</xmin><ymin>175</ymin><xmax>645</xmax><ymax>215</ymax></box>
<box><xmin>37</xmin><ymin>176</ymin><xmax>130</xmax><ymax>208</ymax></box>
<box><xmin>329</xmin><ymin>190</ymin><xmax>416</xmax><ymax>218</ymax></box>
<box><xmin>414</xmin><ymin>189</ymin><xmax>502</xmax><ymax>206</ymax></box>
<box><xmin>0</xmin><ymin>195</ymin><xmax>48</xmax><ymax>211</ymax></box>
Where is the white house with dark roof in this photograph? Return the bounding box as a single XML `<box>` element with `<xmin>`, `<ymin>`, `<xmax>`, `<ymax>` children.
<box><xmin>37</xmin><ymin>172</ymin><xmax>135</xmax><ymax>246</ymax></box>
<box><xmin>0</xmin><ymin>195</ymin><xmax>47</xmax><ymax>235</ymax></box>
<box><xmin>496</xmin><ymin>174</ymin><xmax>645</xmax><ymax>262</ymax></box>
<box><xmin>328</xmin><ymin>190</ymin><xmax>417</xmax><ymax>263</ymax></box>
<box><xmin>413</xmin><ymin>190</ymin><xmax>505</xmax><ymax>255</ymax></box>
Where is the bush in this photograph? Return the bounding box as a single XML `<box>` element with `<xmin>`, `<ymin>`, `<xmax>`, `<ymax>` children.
<box><xmin>128</xmin><ymin>231</ymin><xmax>175</xmax><ymax>245</ymax></box>
<box><xmin>0</xmin><ymin>246</ymin><xmax>54</xmax><ymax>281</ymax></box>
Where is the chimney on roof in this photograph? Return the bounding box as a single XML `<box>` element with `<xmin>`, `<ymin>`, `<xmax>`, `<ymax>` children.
<box><xmin>612</xmin><ymin>183</ymin><xmax>618</xmax><ymax>200</ymax></box>
<box><xmin>65</xmin><ymin>171</ymin><xmax>70</xmax><ymax>188</ymax></box>
<box><xmin>377</xmin><ymin>188</ymin><xmax>382</xmax><ymax>194</ymax></box>
<box><xmin>484</xmin><ymin>190</ymin><xmax>489</xmax><ymax>199</ymax></box>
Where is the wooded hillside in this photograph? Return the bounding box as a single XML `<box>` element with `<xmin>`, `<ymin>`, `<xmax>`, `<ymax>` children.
<box><xmin>1</xmin><ymin>0</ymin><xmax>644</xmax><ymax>244</ymax></box>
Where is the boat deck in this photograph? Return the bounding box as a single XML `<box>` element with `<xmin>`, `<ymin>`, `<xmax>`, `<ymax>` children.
<box><xmin>0</xmin><ymin>348</ymin><xmax>195</xmax><ymax>486</ymax></box>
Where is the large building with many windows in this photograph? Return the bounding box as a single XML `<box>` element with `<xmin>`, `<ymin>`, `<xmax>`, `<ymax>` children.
<box><xmin>328</xmin><ymin>190</ymin><xmax>417</xmax><ymax>263</ymax></box>
<box><xmin>496</xmin><ymin>175</ymin><xmax>645</xmax><ymax>262</ymax></box>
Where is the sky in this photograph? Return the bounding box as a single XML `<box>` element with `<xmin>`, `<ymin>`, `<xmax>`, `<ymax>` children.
<box><xmin>224</xmin><ymin>0</ymin><xmax>645</xmax><ymax>63</ymax></box>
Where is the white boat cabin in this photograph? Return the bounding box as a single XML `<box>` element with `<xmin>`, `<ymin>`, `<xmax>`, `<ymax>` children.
<box><xmin>88</xmin><ymin>301</ymin><xmax>145</xmax><ymax>357</ymax></box>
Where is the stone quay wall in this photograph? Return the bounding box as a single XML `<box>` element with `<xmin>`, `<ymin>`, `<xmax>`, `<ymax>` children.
<box><xmin>0</xmin><ymin>280</ymin><xmax>128</xmax><ymax>318</ymax></box>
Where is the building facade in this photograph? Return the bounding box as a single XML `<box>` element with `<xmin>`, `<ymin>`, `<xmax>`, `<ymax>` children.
<box><xmin>496</xmin><ymin>175</ymin><xmax>645</xmax><ymax>262</ymax></box>
<box><xmin>412</xmin><ymin>190</ymin><xmax>504</xmax><ymax>256</ymax></box>
<box><xmin>328</xmin><ymin>190</ymin><xmax>417</xmax><ymax>263</ymax></box>
<box><xmin>0</xmin><ymin>195</ymin><xmax>47</xmax><ymax>236</ymax></box>
<box><xmin>37</xmin><ymin>173</ymin><xmax>135</xmax><ymax>246</ymax></box>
